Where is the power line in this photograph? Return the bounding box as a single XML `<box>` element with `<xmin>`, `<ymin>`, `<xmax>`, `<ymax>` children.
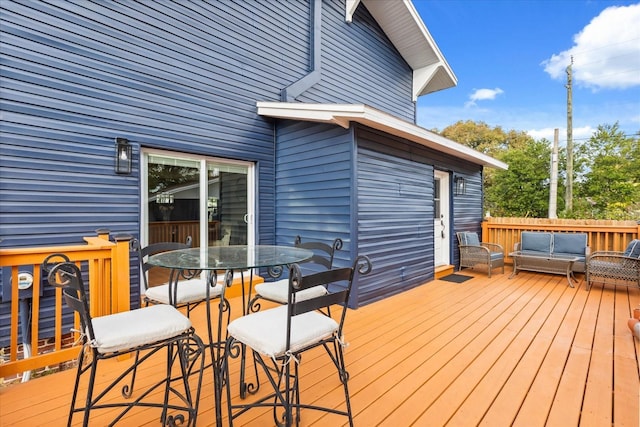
<box><xmin>565</xmin><ymin>37</ymin><xmax>640</xmax><ymax>56</ymax></box>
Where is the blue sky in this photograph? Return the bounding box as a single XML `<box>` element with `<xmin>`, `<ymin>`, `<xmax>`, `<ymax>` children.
<box><xmin>412</xmin><ymin>0</ymin><xmax>640</xmax><ymax>144</ymax></box>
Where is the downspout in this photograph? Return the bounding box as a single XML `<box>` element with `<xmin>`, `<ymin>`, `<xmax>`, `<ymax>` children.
<box><xmin>280</xmin><ymin>0</ymin><xmax>322</xmax><ymax>101</ymax></box>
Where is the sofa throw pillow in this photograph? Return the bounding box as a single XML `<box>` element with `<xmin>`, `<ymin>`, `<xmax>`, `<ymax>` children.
<box><xmin>462</xmin><ymin>232</ymin><xmax>480</xmax><ymax>246</ymax></box>
<box><xmin>623</xmin><ymin>240</ymin><xmax>640</xmax><ymax>259</ymax></box>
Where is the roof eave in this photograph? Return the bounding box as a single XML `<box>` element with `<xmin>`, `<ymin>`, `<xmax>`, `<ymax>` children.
<box><xmin>347</xmin><ymin>0</ymin><xmax>458</xmax><ymax>99</ymax></box>
<box><xmin>256</xmin><ymin>102</ymin><xmax>508</xmax><ymax>170</ymax></box>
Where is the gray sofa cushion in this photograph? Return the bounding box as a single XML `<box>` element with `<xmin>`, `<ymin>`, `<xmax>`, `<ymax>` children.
<box><xmin>490</xmin><ymin>252</ymin><xmax>504</xmax><ymax>261</ymax></box>
<box><xmin>520</xmin><ymin>232</ymin><xmax>552</xmax><ymax>254</ymax></box>
<box><xmin>554</xmin><ymin>233</ymin><xmax>588</xmax><ymax>257</ymax></box>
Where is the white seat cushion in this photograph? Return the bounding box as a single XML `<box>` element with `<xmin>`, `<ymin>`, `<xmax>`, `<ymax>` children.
<box><xmin>254</xmin><ymin>279</ymin><xmax>327</xmax><ymax>304</ymax></box>
<box><xmin>227</xmin><ymin>305</ymin><xmax>338</xmax><ymax>358</ymax></box>
<box><xmin>91</xmin><ymin>304</ymin><xmax>192</xmax><ymax>354</ymax></box>
<box><xmin>145</xmin><ymin>278</ymin><xmax>223</xmax><ymax>305</ymax></box>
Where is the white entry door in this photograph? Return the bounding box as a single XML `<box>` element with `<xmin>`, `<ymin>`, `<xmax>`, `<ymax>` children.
<box><xmin>434</xmin><ymin>170</ymin><xmax>450</xmax><ymax>267</ymax></box>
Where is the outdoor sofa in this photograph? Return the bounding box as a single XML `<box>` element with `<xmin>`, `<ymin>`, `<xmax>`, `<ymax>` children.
<box><xmin>513</xmin><ymin>231</ymin><xmax>590</xmax><ymax>273</ymax></box>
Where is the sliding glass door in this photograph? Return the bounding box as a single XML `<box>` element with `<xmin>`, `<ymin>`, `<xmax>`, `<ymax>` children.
<box><xmin>142</xmin><ymin>150</ymin><xmax>254</xmax><ymax>249</ymax></box>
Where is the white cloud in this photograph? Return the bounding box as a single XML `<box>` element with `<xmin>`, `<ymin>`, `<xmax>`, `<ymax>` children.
<box><xmin>542</xmin><ymin>3</ymin><xmax>640</xmax><ymax>90</ymax></box>
<box><xmin>527</xmin><ymin>126</ymin><xmax>595</xmax><ymax>144</ymax></box>
<box><xmin>465</xmin><ymin>88</ymin><xmax>504</xmax><ymax>107</ymax></box>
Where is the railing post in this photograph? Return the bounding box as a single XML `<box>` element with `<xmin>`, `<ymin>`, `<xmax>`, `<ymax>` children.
<box><xmin>481</xmin><ymin>220</ymin><xmax>489</xmax><ymax>241</ymax></box>
<box><xmin>113</xmin><ymin>234</ymin><xmax>132</xmax><ymax>314</ymax></box>
<box><xmin>95</xmin><ymin>228</ymin><xmax>110</xmax><ymax>241</ymax></box>
<box><xmin>94</xmin><ymin>229</ymin><xmax>113</xmax><ymax>316</ymax></box>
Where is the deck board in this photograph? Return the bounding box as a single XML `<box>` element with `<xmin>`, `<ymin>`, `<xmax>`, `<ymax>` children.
<box><xmin>1</xmin><ymin>270</ymin><xmax>638</xmax><ymax>426</ymax></box>
<box><xmin>511</xmin><ymin>280</ymin><xmax>589</xmax><ymax>426</ymax></box>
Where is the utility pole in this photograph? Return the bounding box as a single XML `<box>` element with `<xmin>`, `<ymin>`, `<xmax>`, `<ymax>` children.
<box><xmin>549</xmin><ymin>128</ymin><xmax>559</xmax><ymax>218</ymax></box>
<box><xmin>565</xmin><ymin>56</ymin><xmax>573</xmax><ymax>212</ymax></box>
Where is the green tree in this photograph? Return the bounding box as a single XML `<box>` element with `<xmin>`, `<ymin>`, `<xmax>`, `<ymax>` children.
<box><xmin>439</xmin><ymin>121</ymin><xmax>551</xmax><ymax>217</ymax></box>
<box><xmin>438</xmin><ymin>120</ymin><xmax>639</xmax><ymax>219</ymax></box>
<box><xmin>437</xmin><ymin>120</ymin><xmax>531</xmax><ymax>157</ymax></box>
<box><xmin>571</xmin><ymin>123</ymin><xmax>640</xmax><ymax>219</ymax></box>
<box><xmin>487</xmin><ymin>139</ymin><xmax>554</xmax><ymax>217</ymax></box>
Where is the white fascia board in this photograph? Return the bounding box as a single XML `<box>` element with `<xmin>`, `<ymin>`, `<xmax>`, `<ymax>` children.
<box><xmin>345</xmin><ymin>0</ymin><xmax>360</xmax><ymax>22</ymax></box>
<box><xmin>401</xmin><ymin>0</ymin><xmax>457</xmax><ymax>96</ymax></box>
<box><xmin>352</xmin><ymin>0</ymin><xmax>457</xmax><ymax>97</ymax></box>
<box><xmin>256</xmin><ymin>102</ymin><xmax>508</xmax><ymax>170</ymax></box>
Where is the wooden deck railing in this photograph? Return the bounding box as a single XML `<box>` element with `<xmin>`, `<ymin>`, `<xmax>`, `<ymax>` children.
<box><xmin>482</xmin><ymin>218</ymin><xmax>640</xmax><ymax>261</ymax></box>
<box><xmin>0</xmin><ymin>231</ymin><xmax>131</xmax><ymax>379</ymax></box>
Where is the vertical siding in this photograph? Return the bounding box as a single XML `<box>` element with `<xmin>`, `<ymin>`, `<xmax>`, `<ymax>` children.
<box><xmin>298</xmin><ymin>0</ymin><xmax>415</xmax><ymax>122</ymax></box>
<box><xmin>274</xmin><ymin>120</ymin><xmax>353</xmax><ymax>266</ymax></box>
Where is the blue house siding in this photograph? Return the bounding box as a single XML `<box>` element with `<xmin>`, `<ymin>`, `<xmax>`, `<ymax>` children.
<box><xmin>299</xmin><ymin>0</ymin><xmax>415</xmax><ymax>122</ymax></box>
<box><xmin>355</xmin><ymin>126</ymin><xmax>483</xmax><ymax>303</ymax></box>
<box><xmin>273</xmin><ymin>120</ymin><xmax>484</xmax><ymax>307</ymax></box>
<box><xmin>451</xmin><ymin>167</ymin><xmax>485</xmax><ymax>267</ymax></box>
<box><xmin>273</xmin><ymin>119</ymin><xmax>354</xmax><ymax>267</ymax></box>
<box><xmin>357</xmin><ymin>146</ymin><xmax>433</xmax><ymax>306</ymax></box>
<box><xmin>0</xmin><ymin>1</ymin><xmax>314</xmax><ymax>343</ymax></box>
<box><xmin>1</xmin><ymin>0</ymin><xmax>315</xmax><ymax>248</ymax></box>
<box><xmin>1</xmin><ymin>0</ymin><xmax>492</xmax><ymax>328</ymax></box>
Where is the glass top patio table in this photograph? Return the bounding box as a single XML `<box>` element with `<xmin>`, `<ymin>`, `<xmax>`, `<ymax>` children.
<box><xmin>147</xmin><ymin>244</ymin><xmax>313</xmax><ymax>422</ymax></box>
<box><xmin>147</xmin><ymin>245</ymin><xmax>313</xmax><ymax>271</ymax></box>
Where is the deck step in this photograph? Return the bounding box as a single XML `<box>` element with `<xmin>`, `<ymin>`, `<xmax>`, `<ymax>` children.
<box><xmin>435</xmin><ymin>264</ymin><xmax>455</xmax><ymax>279</ymax></box>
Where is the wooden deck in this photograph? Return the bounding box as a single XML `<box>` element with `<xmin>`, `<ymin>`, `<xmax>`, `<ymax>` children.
<box><xmin>1</xmin><ymin>270</ymin><xmax>639</xmax><ymax>426</ymax></box>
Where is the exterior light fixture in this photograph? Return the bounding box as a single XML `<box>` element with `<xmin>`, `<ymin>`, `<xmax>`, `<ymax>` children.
<box><xmin>454</xmin><ymin>176</ymin><xmax>466</xmax><ymax>195</ymax></box>
<box><xmin>115</xmin><ymin>137</ymin><xmax>132</xmax><ymax>174</ymax></box>
<box><xmin>156</xmin><ymin>192</ymin><xmax>175</xmax><ymax>221</ymax></box>
<box><xmin>156</xmin><ymin>192</ymin><xmax>174</xmax><ymax>205</ymax></box>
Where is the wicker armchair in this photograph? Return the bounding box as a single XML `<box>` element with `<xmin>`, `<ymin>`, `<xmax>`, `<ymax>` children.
<box><xmin>586</xmin><ymin>239</ymin><xmax>640</xmax><ymax>290</ymax></box>
<box><xmin>456</xmin><ymin>231</ymin><xmax>505</xmax><ymax>278</ymax></box>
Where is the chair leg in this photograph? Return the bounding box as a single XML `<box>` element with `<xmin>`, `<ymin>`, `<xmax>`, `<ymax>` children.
<box><xmin>83</xmin><ymin>353</ymin><xmax>99</xmax><ymax>427</ymax></box>
<box><xmin>160</xmin><ymin>342</ymin><xmax>174</xmax><ymax>424</ymax></box>
<box><xmin>122</xmin><ymin>298</ymin><xmax>151</xmax><ymax>398</ymax></box>
<box><xmin>335</xmin><ymin>344</ymin><xmax>354</xmax><ymax>427</ymax></box>
<box><xmin>293</xmin><ymin>359</ymin><xmax>301</xmax><ymax>424</ymax></box>
<box><xmin>122</xmin><ymin>350</ymin><xmax>141</xmax><ymax>398</ymax></box>
<box><xmin>164</xmin><ymin>335</ymin><xmax>206</xmax><ymax>426</ymax></box>
<box><xmin>68</xmin><ymin>346</ymin><xmax>88</xmax><ymax>427</ymax></box>
<box><xmin>269</xmin><ymin>353</ymin><xmax>297</xmax><ymax>426</ymax></box>
<box><xmin>226</xmin><ymin>338</ymin><xmax>353</xmax><ymax>426</ymax></box>
<box><xmin>284</xmin><ymin>358</ymin><xmax>294</xmax><ymax>426</ymax></box>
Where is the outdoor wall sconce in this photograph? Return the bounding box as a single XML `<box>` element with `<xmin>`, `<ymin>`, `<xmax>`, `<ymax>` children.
<box><xmin>114</xmin><ymin>137</ymin><xmax>132</xmax><ymax>174</ymax></box>
<box><xmin>454</xmin><ymin>176</ymin><xmax>467</xmax><ymax>195</ymax></box>
<box><xmin>156</xmin><ymin>192</ymin><xmax>174</xmax><ymax>205</ymax></box>
<box><xmin>156</xmin><ymin>192</ymin><xmax>175</xmax><ymax>221</ymax></box>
